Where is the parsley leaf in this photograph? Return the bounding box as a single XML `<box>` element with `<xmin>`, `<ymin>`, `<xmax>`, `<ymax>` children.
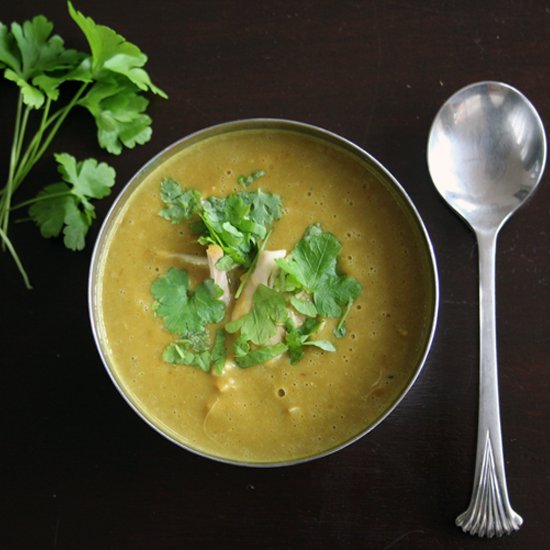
<box><xmin>163</xmin><ymin>328</ymin><xmax>226</xmax><ymax>373</ymax></box>
<box><xmin>237</xmin><ymin>169</ymin><xmax>265</xmax><ymax>188</ymax></box>
<box><xmin>225</xmin><ymin>284</ymin><xmax>288</xmax><ymax>346</ymax></box>
<box><xmin>211</xmin><ymin>329</ymin><xmax>227</xmax><ymax>374</ymax></box>
<box><xmin>239</xmin><ymin>189</ymin><xmax>283</xmax><ymax>227</ymax></box>
<box><xmin>1</xmin><ymin>5</ymin><xmax>167</xmax><ymax>288</ymax></box>
<box><xmin>151</xmin><ymin>267</ymin><xmax>226</xmax><ymax>336</ymax></box>
<box><xmin>284</xmin><ymin>317</ymin><xmax>332</xmax><ymax>364</ymax></box>
<box><xmin>0</xmin><ymin>16</ymin><xmax>82</xmax><ymax>108</ymax></box>
<box><xmin>290</xmin><ymin>295</ymin><xmax>318</xmax><ymax>317</ymax></box>
<box><xmin>28</xmin><ymin>153</ymin><xmax>116</xmax><ymax>250</ymax></box>
<box><xmin>198</xmin><ymin>189</ymin><xmax>282</xmax><ymax>268</ymax></box>
<box><xmin>159</xmin><ymin>178</ymin><xmax>201</xmax><ymax>223</ymax></box>
<box><xmin>277</xmin><ymin>225</ymin><xmax>362</xmax><ymax>331</ymax></box>
<box><xmin>55</xmin><ymin>152</ymin><xmax>115</xmax><ymax>200</ymax></box>
<box><xmin>234</xmin><ymin>342</ymin><xmax>288</xmax><ymax>369</ymax></box>
<box><xmin>77</xmin><ymin>75</ymin><xmax>153</xmax><ymax>154</ymax></box>
<box><xmin>68</xmin><ymin>2</ymin><xmax>166</xmax><ymax>97</ymax></box>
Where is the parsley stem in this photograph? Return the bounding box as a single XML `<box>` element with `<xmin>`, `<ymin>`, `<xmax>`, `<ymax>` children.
<box><xmin>1</xmin><ymin>93</ymin><xmax>24</xmax><ymax>248</ymax></box>
<box><xmin>0</xmin><ymin>226</ymin><xmax>32</xmax><ymax>289</ymax></box>
<box><xmin>335</xmin><ymin>299</ymin><xmax>354</xmax><ymax>337</ymax></box>
<box><xmin>13</xmin><ymin>97</ymin><xmax>53</xmax><ymax>186</ymax></box>
<box><xmin>13</xmin><ymin>83</ymin><xmax>89</xmax><ymax>191</ymax></box>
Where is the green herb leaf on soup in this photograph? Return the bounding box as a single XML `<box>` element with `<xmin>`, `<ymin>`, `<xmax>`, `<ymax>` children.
<box><xmin>197</xmin><ymin>189</ymin><xmax>282</xmax><ymax>269</ymax></box>
<box><xmin>211</xmin><ymin>329</ymin><xmax>227</xmax><ymax>374</ymax></box>
<box><xmin>289</xmin><ymin>295</ymin><xmax>318</xmax><ymax>317</ymax></box>
<box><xmin>277</xmin><ymin>225</ymin><xmax>361</xmax><ymax>333</ymax></box>
<box><xmin>159</xmin><ymin>178</ymin><xmax>201</xmax><ymax>223</ymax></box>
<box><xmin>234</xmin><ymin>343</ymin><xmax>288</xmax><ymax>369</ymax></box>
<box><xmin>284</xmin><ymin>317</ymin><xmax>330</xmax><ymax>365</ymax></box>
<box><xmin>151</xmin><ymin>267</ymin><xmax>226</xmax><ymax>336</ymax></box>
<box><xmin>237</xmin><ymin>169</ymin><xmax>265</xmax><ymax>188</ymax></box>
<box><xmin>226</xmin><ymin>284</ymin><xmax>288</xmax><ymax>346</ymax></box>
<box><xmin>163</xmin><ymin>328</ymin><xmax>226</xmax><ymax>373</ymax></box>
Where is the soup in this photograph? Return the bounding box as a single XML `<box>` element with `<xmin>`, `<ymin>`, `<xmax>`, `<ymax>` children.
<box><xmin>93</xmin><ymin>125</ymin><xmax>436</xmax><ymax>464</ymax></box>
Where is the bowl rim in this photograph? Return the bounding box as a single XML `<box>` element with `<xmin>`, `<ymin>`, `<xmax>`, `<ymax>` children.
<box><xmin>88</xmin><ymin>117</ymin><xmax>440</xmax><ymax>467</ymax></box>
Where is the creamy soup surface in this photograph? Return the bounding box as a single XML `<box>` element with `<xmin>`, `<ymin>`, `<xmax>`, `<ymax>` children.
<box><xmin>97</xmin><ymin>129</ymin><xmax>434</xmax><ymax>463</ymax></box>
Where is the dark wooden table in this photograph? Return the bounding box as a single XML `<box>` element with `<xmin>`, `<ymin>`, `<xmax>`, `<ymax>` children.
<box><xmin>1</xmin><ymin>1</ymin><xmax>548</xmax><ymax>548</ymax></box>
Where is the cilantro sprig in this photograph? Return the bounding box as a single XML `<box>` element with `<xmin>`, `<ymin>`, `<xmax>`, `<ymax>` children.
<box><xmin>24</xmin><ymin>153</ymin><xmax>116</xmax><ymax>250</ymax></box>
<box><xmin>153</xmin><ymin>184</ymin><xmax>362</xmax><ymax>374</ymax></box>
<box><xmin>151</xmin><ymin>267</ymin><xmax>226</xmax><ymax>335</ymax></box>
<box><xmin>277</xmin><ymin>224</ymin><xmax>362</xmax><ymax>337</ymax></box>
<box><xmin>158</xmin><ymin>178</ymin><xmax>283</xmax><ymax>273</ymax></box>
<box><xmin>0</xmin><ymin>2</ymin><xmax>166</xmax><ymax>288</ymax></box>
<box><xmin>151</xmin><ymin>267</ymin><xmax>227</xmax><ymax>374</ymax></box>
<box><xmin>237</xmin><ymin>169</ymin><xmax>265</xmax><ymax>188</ymax></box>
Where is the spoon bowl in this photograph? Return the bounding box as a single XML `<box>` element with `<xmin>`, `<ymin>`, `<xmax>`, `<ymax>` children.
<box><xmin>428</xmin><ymin>81</ymin><xmax>546</xmax><ymax>538</ymax></box>
<box><xmin>428</xmin><ymin>81</ymin><xmax>546</xmax><ymax>231</ymax></box>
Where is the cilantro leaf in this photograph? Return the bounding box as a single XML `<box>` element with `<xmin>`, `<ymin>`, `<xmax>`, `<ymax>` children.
<box><xmin>277</xmin><ymin>225</ymin><xmax>362</xmax><ymax>333</ymax></box>
<box><xmin>78</xmin><ymin>76</ymin><xmax>153</xmax><ymax>154</ymax></box>
<box><xmin>284</xmin><ymin>317</ymin><xmax>326</xmax><ymax>365</ymax></box>
<box><xmin>68</xmin><ymin>2</ymin><xmax>166</xmax><ymax>97</ymax></box>
<box><xmin>151</xmin><ymin>267</ymin><xmax>226</xmax><ymax>336</ymax></box>
<box><xmin>290</xmin><ymin>295</ymin><xmax>318</xmax><ymax>317</ymax></box>
<box><xmin>237</xmin><ymin>169</ymin><xmax>265</xmax><ymax>188</ymax></box>
<box><xmin>276</xmin><ymin>225</ymin><xmax>341</xmax><ymax>291</ymax></box>
<box><xmin>333</xmin><ymin>299</ymin><xmax>355</xmax><ymax>338</ymax></box>
<box><xmin>225</xmin><ymin>284</ymin><xmax>288</xmax><ymax>345</ymax></box>
<box><xmin>211</xmin><ymin>329</ymin><xmax>227</xmax><ymax>374</ymax></box>
<box><xmin>162</xmin><ymin>329</ymin><xmax>226</xmax><ymax>373</ymax></box>
<box><xmin>234</xmin><ymin>343</ymin><xmax>287</xmax><ymax>369</ymax></box>
<box><xmin>158</xmin><ymin>178</ymin><xmax>201</xmax><ymax>223</ymax></box>
<box><xmin>198</xmin><ymin>189</ymin><xmax>282</xmax><ymax>268</ymax></box>
<box><xmin>28</xmin><ymin>182</ymin><xmax>71</xmax><ymax>238</ymax></box>
<box><xmin>28</xmin><ymin>153</ymin><xmax>116</xmax><ymax>250</ymax></box>
<box><xmin>0</xmin><ymin>16</ymin><xmax>82</xmax><ymax>108</ymax></box>
<box><xmin>314</xmin><ymin>273</ymin><xmax>362</xmax><ymax>318</ymax></box>
<box><xmin>55</xmin><ymin>152</ymin><xmax>115</xmax><ymax>200</ymax></box>
<box><xmin>239</xmin><ymin>189</ymin><xmax>283</xmax><ymax>227</ymax></box>
<box><xmin>304</xmin><ymin>340</ymin><xmax>336</xmax><ymax>352</ymax></box>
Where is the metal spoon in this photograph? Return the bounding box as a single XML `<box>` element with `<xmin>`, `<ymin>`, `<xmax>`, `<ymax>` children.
<box><xmin>427</xmin><ymin>81</ymin><xmax>546</xmax><ymax>537</ymax></box>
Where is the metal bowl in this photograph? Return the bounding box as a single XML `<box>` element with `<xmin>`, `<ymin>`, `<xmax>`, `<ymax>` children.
<box><xmin>89</xmin><ymin>118</ymin><xmax>439</xmax><ymax>467</ymax></box>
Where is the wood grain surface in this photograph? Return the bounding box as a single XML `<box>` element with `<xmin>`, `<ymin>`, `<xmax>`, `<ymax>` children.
<box><xmin>1</xmin><ymin>1</ymin><xmax>548</xmax><ymax>548</ymax></box>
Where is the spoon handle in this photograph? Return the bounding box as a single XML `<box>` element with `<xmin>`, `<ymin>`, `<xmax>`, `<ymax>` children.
<box><xmin>456</xmin><ymin>228</ymin><xmax>523</xmax><ymax>537</ymax></box>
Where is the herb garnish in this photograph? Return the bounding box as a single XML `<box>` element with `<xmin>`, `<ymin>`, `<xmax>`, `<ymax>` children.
<box><xmin>27</xmin><ymin>153</ymin><xmax>116</xmax><ymax>250</ymax></box>
<box><xmin>151</xmin><ymin>267</ymin><xmax>225</xmax><ymax>335</ymax></box>
<box><xmin>158</xmin><ymin>178</ymin><xmax>282</xmax><ymax>274</ymax></box>
<box><xmin>237</xmin><ymin>170</ymin><xmax>265</xmax><ymax>188</ymax></box>
<box><xmin>226</xmin><ymin>284</ymin><xmax>288</xmax><ymax>345</ymax></box>
<box><xmin>0</xmin><ymin>2</ymin><xmax>166</xmax><ymax>287</ymax></box>
<box><xmin>277</xmin><ymin>224</ymin><xmax>362</xmax><ymax>337</ymax></box>
<box><xmin>151</xmin><ymin>177</ymin><xmax>361</xmax><ymax>374</ymax></box>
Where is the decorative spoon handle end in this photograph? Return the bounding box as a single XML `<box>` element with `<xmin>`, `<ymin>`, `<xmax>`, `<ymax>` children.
<box><xmin>455</xmin><ymin>431</ymin><xmax>523</xmax><ymax>537</ymax></box>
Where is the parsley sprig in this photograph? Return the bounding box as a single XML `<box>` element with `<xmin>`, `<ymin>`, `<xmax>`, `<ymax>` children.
<box><xmin>23</xmin><ymin>153</ymin><xmax>116</xmax><ymax>250</ymax></box>
<box><xmin>158</xmin><ymin>178</ymin><xmax>283</xmax><ymax>274</ymax></box>
<box><xmin>0</xmin><ymin>2</ymin><xmax>166</xmax><ymax>287</ymax></box>
<box><xmin>277</xmin><ymin>224</ymin><xmax>362</xmax><ymax>337</ymax></box>
<box><xmin>152</xmin><ymin>176</ymin><xmax>362</xmax><ymax>374</ymax></box>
